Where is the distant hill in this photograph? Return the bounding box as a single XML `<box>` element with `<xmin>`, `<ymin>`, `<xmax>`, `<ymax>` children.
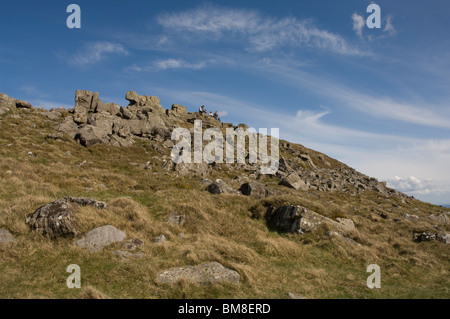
<box><xmin>0</xmin><ymin>90</ymin><xmax>449</xmax><ymax>299</ymax></box>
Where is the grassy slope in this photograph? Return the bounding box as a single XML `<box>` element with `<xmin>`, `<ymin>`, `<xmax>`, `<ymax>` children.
<box><xmin>0</xmin><ymin>109</ymin><xmax>448</xmax><ymax>299</ymax></box>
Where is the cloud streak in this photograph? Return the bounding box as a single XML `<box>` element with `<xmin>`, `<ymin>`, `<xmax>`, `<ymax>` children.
<box><xmin>158</xmin><ymin>5</ymin><xmax>366</xmax><ymax>56</ymax></box>
<box><xmin>65</xmin><ymin>42</ymin><xmax>128</xmax><ymax>66</ymax></box>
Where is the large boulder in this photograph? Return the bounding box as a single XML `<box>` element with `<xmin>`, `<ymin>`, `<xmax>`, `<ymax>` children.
<box><xmin>156</xmin><ymin>262</ymin><xmax>240</xmax><ymax>285</ymax></box>
<box><xmin>76</xmin><ymin>125</ymin><xmax>111</xmax><ymax>147</ymax></box>
<box><xmin>280</xmin><ymin>172</ymin><xmax>308</xmax><ymax>191</ymax></box>
<box><xmin>26</xmin><ymin>198</ymin><xmax>79</xmax><ymax>238</ymax></box>
<box><xmin>265</xmin><ymin>205</ymin><xmax>355</xmax><ymax>234</ymax></box>
<box><xmin>26</xmin><ymin>197</ymin><xmax>107</xmax><ymax>238</ymax></box>
<box><xmin>76</xmin><ymin>225</ymin><xmax>126</xmax><ymax>252</ymax></box>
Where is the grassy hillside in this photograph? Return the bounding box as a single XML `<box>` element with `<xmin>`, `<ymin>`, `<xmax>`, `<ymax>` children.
<box><xmin>0</xmin><ymin>107</ymin><xmax>449</xmax><ymax>299</ymax></box>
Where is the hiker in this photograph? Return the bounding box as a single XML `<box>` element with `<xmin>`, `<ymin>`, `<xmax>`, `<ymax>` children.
<box><xmin>199</xmin><ymin>105</ymin><xmax>206</xmax><ymax>114</ymax></box>
<box><xmin>213</xmin><ymin>111</ymin><xmax>220</xmax><ymax>121</ymax></box>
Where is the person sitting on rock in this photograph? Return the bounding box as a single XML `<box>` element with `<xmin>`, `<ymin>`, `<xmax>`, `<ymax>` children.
<box><xmin>213</xmin><ymin>111</ymin><xmax>220</xmax><ymax>121</ymax></box>
<box><xmin>209</xmin><ymin>111</ymin><xmax>213</xmax><ymax>116</ymax></box>
<box><xmin>199</xmin><ymin>105</ymin><xmax>206</xmax><ymax>114</ymax></box>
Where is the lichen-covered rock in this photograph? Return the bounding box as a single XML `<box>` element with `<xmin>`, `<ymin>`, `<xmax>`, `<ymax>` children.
<box><xmin>156</xmin><ymin>262</ymin><xmax>240</xmax><ymax>285</ymax></box>
<box><xmin>26</xmin><ymin>198</ymin><xmax>79</xmax><ymax>238</ymax></box>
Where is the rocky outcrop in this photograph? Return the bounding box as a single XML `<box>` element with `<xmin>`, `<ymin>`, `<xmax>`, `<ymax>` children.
<box><xmin>76</xmin><ymin>225</ymin><xmax>126</xmax><ymax>251</ymax></box>
<box><xmin>156</xmin><ymin>262</ymin><xmax>240</xmax><ymax>285</ymax></box>
<box><xmin>0</xmin><ymin>93</ymin><xmax>35</xmax><ymax>115</ymax></box>
<box><xmin>265</xmin><ymin>205</ymin><xmax>355</xmax><ymax>234</ymax></box>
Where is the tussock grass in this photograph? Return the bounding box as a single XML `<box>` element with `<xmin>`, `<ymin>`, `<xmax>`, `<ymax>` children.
<box><xmin>0</xmin><ymin>109</ymin><xmax>449</xmax><ymax>299</ymax></box>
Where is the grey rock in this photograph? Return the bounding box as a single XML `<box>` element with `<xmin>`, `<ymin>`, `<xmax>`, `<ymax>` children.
<box><xmin>0</xmin><ymin>93</ymin><xmax>16</xmax><ymax>115</ymax></box>
<box><xmin>65</xmin><ymin>196</ymin><xmax>107</xmax><ymax>209</ymax></box>
<box><xmin>0</xmin><ymin>228</ymin><xmax>15</xmax><ymax>244</ymax></box>
<box><xmin>403</xmin><ymin>213</ymin><xmax>420</xmax><ymax>221</ymax></box>
<box><xmin>156</xmin><ymin>262</ymin><xmax>240</xmax><ymax>285</ymax></box>
<box><xmin>427</xmin><ymin>213</ymin><xmax>449</xmax><ymax>225</ymax></box>
<box><xmin>413</xmin><ymin>231</ymin><xmax>449</xmax><ymax>244</ymax></box>
<box><xmin>287</xmin><ymin>292</ymin><xmax>305</xmax><ymax>299</ymax></box>
<box><xmin>114</xmin><ymin>250</ymin><xmax>145</xmax><ymax>261</ymax></box>
<box><xmin>266</xmin><ymin>205</ymin><xmax>353</xmax><ymax>234</ymax></box>
<box><xmin>76</xmin><ymin>225</ymin><xmax>126</xmax><ymax>252</ymax></box>
<box><xmin>95</xmin><ymin>101</ymin><xmax>120</xmax><ymax>115</ymax></box>
<box><xmin>122</xmin><ymin>238</ymin><xmax>144</xmax><ymax>251</ymax></box>
<box><xmin>168</xmin><ymin>211</ymin><xmax>186</xmax><ymax>226</ymax></box>
<box><xmin>206</xmin><ymin>179</ymin><xmax>237</xmax><ymax>194</ymax></box>
<box><xmin>239</xmin><ymin>181</ymin><xmax>278</xmax><ymax>199</ymax></box>
<box><xmin>153</xmin><ymin>234</ymin><xmax>167</xmax><ymax>244</ymax></box>
<box><xmin>336</xmin><ymin>218</ymin><xmax>356</xmax><ymax>232</ymax></box>
<box><xmin>26</xmin><ymin>198</ymin><xmax>79</xmax><ymax>238</ymax></box>
<box><xmin>280</xmin><ymin>172</ymin><xmax>308</xmax><ymax>191</ymax></box>
<box><xmin>15</xmin><ymin>99</ymin><xmax>34</xmax><ymax>109</ymax></box>
<box><xmin>58</xmin><ymin>116</ymin><xmax>80</xmax><ymax>139</ymax></box>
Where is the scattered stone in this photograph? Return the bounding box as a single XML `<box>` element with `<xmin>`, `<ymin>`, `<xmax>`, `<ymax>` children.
<box><xmin>287</xmin><ymin>292</ymin><xmax>305</xmax><ymax>299</ymax></box>
<box><xmin>65</xmin><ymin>196</ymin><xmax>107</xmax><ymax>209</ymax></box>
<box><xmin>413</xmin><ymin>231</ymin><xmax>449</xmax><ymax>244</ymax></box>
<box><xmin>114</xmin><ymin>250</ymin><xmax>145</xmax><ymax>261</ymax></box>
<box><xmin>403</xmin><ymin>213</ymin><xmax>420</xmax><ymax>221</ymax></box>
<box><xmin>156</xmin><ymin>262</ymin><xmax>240</xmax><ymax>285</ymax></box>
<box><xmin>239</xmin><ymin>181</ymin><xmax>277</xmax><ymax>199</ymax></box>
<box><xmin>280</xmin><ymin>172</ymin><xmax>308</xmax><ymax>191</ymax></box>
<box><xmin>0</xmin><ymin>228</ymin><xmax>15</xmax><ymax>244</ymax></box>
<box><xmin>121</xmin><ymin>238</ymin><xmax>144</xmax><ymax>251</ymax></box>
<box><xmin>76</xmin><ymin>225</ymin><xmax>126</xmax><ymax>252</ymax></box>
<box><xmin>153</xmin><ymin>234</ymin><xmax>167</xmax><ymax>244</ymax></box>
<box><xmin>168</xmin><ymin>211</ymin><xmax>186</xmax><ymax>226</ymax></box>
<box><xmin>6</xmin><ymin>170</ymin><xmax>12</xmax><ymax>175</ymax></box>
<box><xmin>206</xmin><ymin>179</ymin><xmax>237</xmax><ymax>195</ymax></box>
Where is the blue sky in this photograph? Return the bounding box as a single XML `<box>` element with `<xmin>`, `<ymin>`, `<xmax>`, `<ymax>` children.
<box><xmin>1</xmin><ymin>1</ymin><xmax>449</xmax><ymax>204</ymax></box>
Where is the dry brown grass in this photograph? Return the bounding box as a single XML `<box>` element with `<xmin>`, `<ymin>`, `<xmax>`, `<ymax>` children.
<box><xmin>0</xmin><ymin>109</ymin><xmax>449</xmax><ymax>299</ymax></box>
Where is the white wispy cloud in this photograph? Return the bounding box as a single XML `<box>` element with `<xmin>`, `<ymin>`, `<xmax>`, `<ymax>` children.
<box><xmin>127</xmin><ymin>58</ymin><xmax>206</xmax><ymax>72</ymax></box>
<box><xmin>18</xmin><ymin>86</ymin><xmax>49</xmax><ymax>98</ymax></box>
<box><xmin>65</xmin><ymin>42</ymin><xmax>128</xmax><ymax>66</ymax></box>
<box><xmin>249</xmin><ymin>60</ymin><xmax>450</xmax><ymax>128</ymax></box>
<box><xmin>384</xmin><ymin>16</ymin><xmax>397</xmax><ymax>36</ymax></box>
<box><xmin>157</xmin><ymin>5</ymin><xmax>365</xmax><ymax>56</ymax></box>
<box><xmin>387</xmin><ymin>176</ymin><xmax>435</xmax><ymax>194</ymax></box>
<box><xmin>352</xmin><ymin>13</ymin><xmax>365</xmax><ymax>38</ymax></box>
